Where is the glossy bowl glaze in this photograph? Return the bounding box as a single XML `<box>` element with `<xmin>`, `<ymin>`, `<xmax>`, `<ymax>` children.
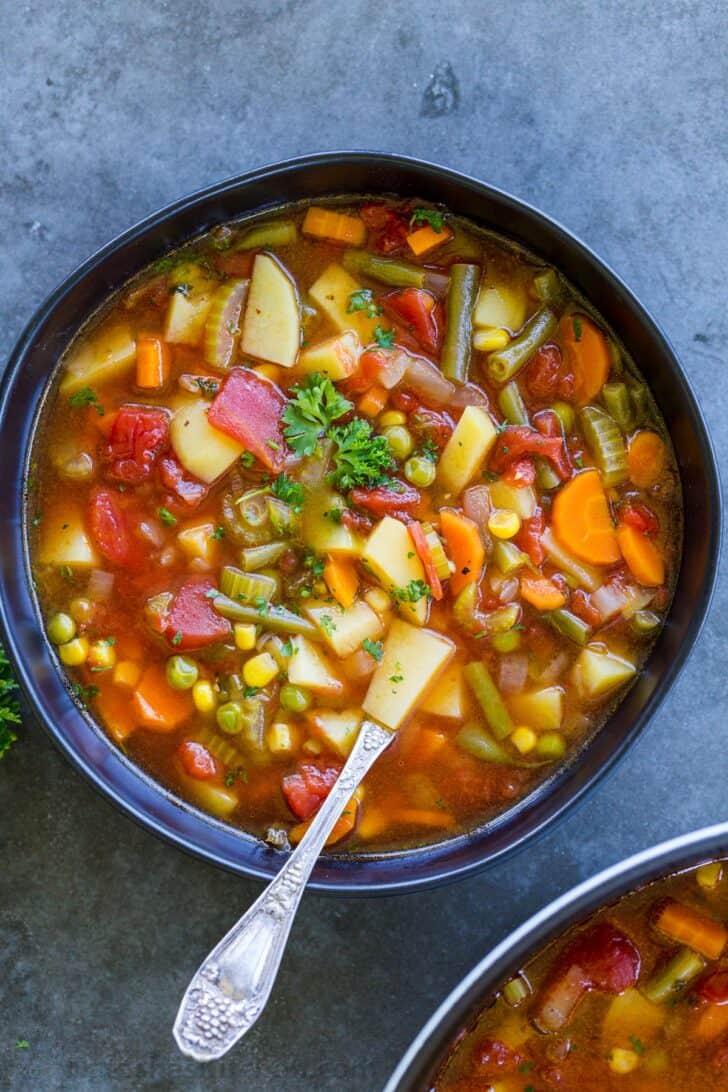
<box><xmin>0</xmin><ymin>152</ymin><xmax>719</xmax><ymax>893</ymax></box>
<box><xmin>385</xmin><ymin>822</ymin><xmax>728</xmax><ymax>1088</ymax></box>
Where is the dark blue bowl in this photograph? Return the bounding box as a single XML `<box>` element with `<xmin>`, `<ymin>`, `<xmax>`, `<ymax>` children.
<box><xmin>0</xmin><ymin>152</ymin><xmax>719</xmax><ymax>894</ymax></box>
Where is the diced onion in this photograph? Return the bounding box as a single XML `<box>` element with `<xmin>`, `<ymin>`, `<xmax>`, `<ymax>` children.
<box><xmin>463</xmin><ymin>485</ymin><xmax>492</xmax><ymax>532</ymax></box>
<box><xmin>403</xmin><ymin>354</ymin><xmax>456</xmax><ymax>405</ymax></box>
<box><xmin>591</xmin><ymin>580</ymin><xmax>653</xmax><ymax>622</ymax></box>
<box><xmin>449</xmin><ymin>383</ymin><xmax>490</xmax><ymax>411</ymax></box>
<box><xmin>139</xmin><ymin>519</ymin><xmax>165</xmax><ymax>547</ymax></box>
<box><xmin>498</xmin><ymin>652</ymin><xmax>529</xmax><ymax>694</ymax></box>
<box><xmin>87</xmin><ymin>569</ymin><xmax>114</xmax><ymax>601</ymax></box>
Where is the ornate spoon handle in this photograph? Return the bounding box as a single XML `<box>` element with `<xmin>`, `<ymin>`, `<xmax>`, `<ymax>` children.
<box><xmin>173</xmin><ymin>718</ymin><xmax>393</xmax><ymax>1061</ymax></box>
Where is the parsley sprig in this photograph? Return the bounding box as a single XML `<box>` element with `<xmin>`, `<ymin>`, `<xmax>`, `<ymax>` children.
<box><xmin>327</xmin><ymin>418</ymin><xmax>395</xmax><ymax>491</ymax></box>
<box><xmin>271</xmin><ymin>473</ymin><xmax>305</xmax><ymax>512</ymax></box>
<box><xmin>68</xmin><ymin>387</ymin><xmax>105</xmax><ymax>415</ymax></box>
<box><xmin>282</xmin><ymin>373</ymin><xmax>352</xmax><ymax>457</ymax></box>
<box><xmin>409</xmin><ymin>207</ymin><xmax>445</xmax><ymax>233</ymax></box>
<box><xmin>347</xmin><ymin>289</ymin><xmax>382</xmax><ymax>319</ymax></box>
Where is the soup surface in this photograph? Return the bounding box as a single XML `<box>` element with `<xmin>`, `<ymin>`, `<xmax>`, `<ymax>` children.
<box><xmin>30</xmin><ymin>197</ymin><xmax>680</xmax><ymax>853</ymax></box>
<box><xmin>434</xmin><ymin>857</ymin><xmax>728</xmax><ymax>1090</ymax></box>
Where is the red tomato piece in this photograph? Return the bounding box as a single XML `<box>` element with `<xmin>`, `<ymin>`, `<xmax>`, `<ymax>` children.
<box><xmin>165</xmin><ymin>578</ymin><xmax>232</xmax><ymax>650</ymax></box>
<box><xmin>102</xmin><ymin>404</ymin><xmax>170</xmax><ymax>483</ymax></box>
<box><xmin>343</xmin><ymin>349</ymin><xmax>391</xmax><ymax>395</ymax></box>
<box><xmin>696</xmin><ymin>969</ymin><xmax>728</xmax><ymax>1006</ymax></box>
<box><xmin>350</xmin><ymin>482</ymin><xmax>421</xmax><ymax>515</ymax></box>
<box><xmin>340</xmin><ymin>508</ymin><xmax>374</xmax><ymax>535</ymax></box>
<box><xmin>88</xmin><ymin>487</ymin><xmax>143</xmax><ymax>568</ymax></box>
<box><xmin>570</xmin><ymin>589</ymin><xmax>602</xmax><ymax>628</ymax></box>
<box><xmin>621</xmin><ymin>501</ymin><xmax>660</xmax><ymax>536</ymax></box>
<box><xmin>525</xmin><ymin>343</ymin><xmax>575</xmax><ymax>403</ymax></box>
<box><xmin>489</xmin><ymin>425</ymin><xmax>571</xmax><ymax>481</ymax></box>
<box><xmin>282</xmin><ymin>760</ymin><xmax>343</xmax><ymax>820</ymax></box>
<box><xmin>408</xmin><ymin>521</ymin><xmax>443</xmax><ymax>600</ymax></box>
<box><xmin>502</xmin><ymin>456</ymin><xmax>536</xmax><ymax>488</ymax></box>
<box><xmin>178</xmin><ymin>740</ymin><xmax>221</xmax><ymax>781</ymax></box>
<box><xmin>514</xmin><ymin>508</ymin><xmax>546</xmax><ymax>566</ymax></box>
<box><xmin>157</xmin><ymin>455</ymin><xmax>209</xmax><ymax>510</ymax></box>
<box><xmin>359</xmin><ymin>203</ymin><xmax>410</xmax><ymax>253</ymax></box>
<box><xmin>207</xmin><ymin>368</ymin><xmax>292</xmax><ymax>471</ymax></box>
<box><xmin>381</xmin><ymin>289</ymin><xmax>441</xmax><ymax>355</ymax></box>
<box><xmin>472</xmin><ymin>1037</ymin><xmax>523</xmax><ymax>1078</ymax></box>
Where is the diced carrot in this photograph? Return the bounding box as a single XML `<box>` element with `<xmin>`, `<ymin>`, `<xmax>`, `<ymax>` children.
<box><xmin>552</xmin><ymin>468</ymin><xmax>621</xmax><ymax>565</ymax></box>
<box><xmin>628</xmin><ymin>430</ymin><xmax>667</xmax><ymax>488</ymax></box>
<box><xmin>390</xmin><ymin>807</ymin><xmax>456</xmax><ymax>829</ymax></box>
<box><xmin>324</xmin><ymin>556</ymin><xmax>359</xmax><ymax>609</ymax></box>
<box><xmin>616</xmin><ymin>523</ymin><xmax>665</xmax><ymax>586</ymax></box>
<box><xmin>408</xmin><ymin>727</ymin><xmax>449</xmax><ymax>764</ymax></box>
<box><xmin>560</xmin><ymin>313</ymin><xmax>611</xmax><ymax>404</ymax></box>
<box><xmin>408</xmin><ymin>521</ymin><xmax>444</xmax><ymax>600</ymax></box>
<box><xmin>289</xmin><ymin>795</ymin><xmax>359</xmax><ymax>845</ymax></box>
<box><xmin>406</xmin><ymin>223</ymin><xmax>453</xmax><ymax>257</ymax></box>
<box><xmin>520</xmin><ymin>573</ymin><xmax>567</xmax><ymax>611</ymax></box>
<box><xmin>357</xmin><ymin>384</ymin><xmax>388</xmax><ymax>417</ymax></box>
<box><xmin>695</xmin><ymin>1003</ymin><xmax>728</xmax><ymax>1040</ymax></box>
<box><xmin>302</xmin><ymin>207</ymin><xmax>366</xmax><ymax>247</ymax></box>
<box><xmin>95</xmin><ymin>685</ymin><xmax>138</xmax><ymax>743</ymax></box>
<box><xmin>136</xmin><ymin>334</ymin><xmax>171</xmax><ymax>390</ymax></box>
<box><xmin>132</xmin><ymin>663</ymin><xmax>194</xmax><ymax>732</ymax></box>
<box><xmin>440</xmin><ymin>509</ymin><xmax>485</xmax><ymax>597</ymax></box>
<box><xmin>654</xmin><ymin>900</ymin><xmax>727</xmax><ymax>960</ymax></box>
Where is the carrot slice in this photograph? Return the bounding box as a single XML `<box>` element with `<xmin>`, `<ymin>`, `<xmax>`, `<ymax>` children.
<box><xmin>616</xmin><ymin>523</ymin><xmax>665</xmax><ymax>586</ymax></box>
<box><xmin>132</xmin><ymin>663</ymin><xmax>194</xmax><ymax>732</ymax></box>
<box><xmin>520</xmin><ymin>573</ymin><xmax>567</xmax><ymax>611</ymax></box>
<box><xmin>628</xmin><ymin>430</ymin><xmax>666</xmax><ymax>488</ymax></box>
<box><xmin>324</xmin><ymin>556</ymin><xmax>359</xmax><ymax>609</ymax></box>
<box><xmin>406</xmin><ymin>223</ymin><xmax>453</xmax><ymax>256</ymax></box>
<box><xmin>408</xmin><ymin>521</ymin><xmax>444</xmax><ymax>600</ymax></box>
<box><xmin>95</xmin><ymin>685</ymin><xmax>138</xmax><ymax>743</ymax></box>
<box><xmin>695</xmin><ymin>1003</ymin><xmax>728</xmax><ymax>1040</ymax></box>
<box><xmin>440</xmin><ymin>509</ymin><xmax>484</xmax><ymax>597</ymax></box>
<box><xmin>302</xmin><ymin>207</ymin><xmax>366</xmax><ymax>247</ymax></box>
<box><xmin>561</xmin><ymin>313</ymin><xmax>611</xmax><ymax>404</ymax></box>
<box><xmin>136</xmin><ymin>335</ymin><xmax>171</xmax><ymax>390</ymax></box>
<box><xmin>357</xmin><ymin>384</ymin><xmax>388</xmax><ymax>417</ymax></box>
<box><xmin>289</xmin><ymin>795</ymin><xmax>359</xmax><ymax>846</ymax></box>
<box><xmin>654</xmin><ymin>901</ymin><xmax>727</xmax><ymax>960</ymax></box>
<box><xmin>552</xmin><ymin>469</ymin><xmax>621</xmax><ymax>565</ymax></box>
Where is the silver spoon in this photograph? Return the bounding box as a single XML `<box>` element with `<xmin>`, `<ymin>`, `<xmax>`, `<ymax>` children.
<box><xmin>173</xmin><ymin>717</ymin><xmax>393</xmax><ymax>1061</ymax></box>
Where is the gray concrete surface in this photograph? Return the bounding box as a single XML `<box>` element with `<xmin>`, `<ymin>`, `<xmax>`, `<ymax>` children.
<box><xmin>1</xmin><ymin>1</ymin><xmax>727</xmax><ymax>1089</ymax></box>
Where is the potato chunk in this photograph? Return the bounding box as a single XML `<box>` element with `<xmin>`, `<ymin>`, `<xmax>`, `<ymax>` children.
<box><xmin>60</xmin><ymin>323</ymin><xmax>136</xmax><ymax>395</ymax></box>
<box><xmin>240</xmin><ymin>253</ymin><xmax>300</xmax><ymax>368</ymax></box>
<box><xmin>297</xmin><ymin>330</ymin><xmax>362</xmax><ymax>381</ymax></box>
<box><xmin>438</xmin><ymin>406</ymin><xmax>497</xmax><ymax>495</ymax></box>
<box><xmin>303</xmin><ymin>600</ymin><xmax>384</xmax><ymax>658</ymax></box>
<box><xmin>363</xmin><ymin>620</ymin><xmax>455</xmax><ymax>730</ymax></box>
<box><xmin>170</xmin><ymin>397</ymin><xmax>244</xmax><ymax>484</ymax></box>
<box><xmin>361</xmin><ymin>516</ymin><xmax>428</xmax><ymax>625</ymax></box>
<box><xmin>38</xmin><ymin>506</ymin><xmax>99</xmax><ymax>569</ymax></box>
<box><xmin>308</xmin><ymin>264</ymin><xmax>380</xmax><ymax>344</ymax></box>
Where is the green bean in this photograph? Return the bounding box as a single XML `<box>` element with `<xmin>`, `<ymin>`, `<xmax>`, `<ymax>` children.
<box><xmin>579</xmin><ymin>405</ymin><xmax>629</xmax><ymax>486</ymax></box>
<box><xmin>630</xmin><ymin>384</ymin><xmax>649</xmax><ymax>424</ymax></box>
<box><xmin>640</xmin><ymin>947</ymin><xmax>705</xmax><ymax>1004</ymax></box>
<box><xmin>607</xmin><ymin>338</ymin><xmax>623</xmax><ymax>375</ymax></box>
<box><xmin>487</xmin><ymin>307</ymin><xmax>558</xmax><ymax>384</ymax></box>
<box><xmin>457</xmin><ymin>722</ymin><xmax>514</xmax><ymax>763</ymax></box>
<box><xmin>545</xmin><ymin>608</ymin><xmax>592</xmax><ymax>646</ymax></box>
<box><xmin>602</xmin><ymin>382</ymin><xmax>634</xmax><ymax>431</ymax></box>
<box><xmin>492</xmin><ymin>539</ymin><xmax>528</xmax><ymax>575</ymax></box>
<box><xmin>235</xmin><ymin>219</ymin><xmax>297</xmax><ymax>250</ymax></box>
<box><xmin>497</xmin><ymin>381</ymin><xmax>529</xmax><ymax>426</ymax></box>
<box><xmin>442</xmin><ymin>264</ymin><xmax>480</xmax><ymax>382</ymax></box>
<box><xmin>535</xmin><ymin>459</ymin><xmax>561</xmax><ymax>490</ymax></box>
<box><xmin>220</xmin><ymin>566</ymin><xmax>277</xmax><ymax>604</ymax></box>
<box><xmin>240</xmin><ymin>542</ymin><xmax>288</xmax><ymax>571</ymax></box>
<box><xmin>502</xmin><ymin>974</ymin><xmax>531</xmax><ymax>1007</ymax></box>
<box><xmin>532</xmin><ymin>268</ymin><xmax>562</xmax><ymax>304</ymax></box>
<box><xmin>463</xmin><ymin>662</ymin><xmax>514</xmax><ymax>740</ymax></box>
<box><xmin>211</xmin><ymin>593</ymin><xmax>320</xmax><ymax>638</ymax></box>
<box><xmin>342</xmin><ymin>249</ymin><xmax>425</xmax><ymax>289</ymax></box>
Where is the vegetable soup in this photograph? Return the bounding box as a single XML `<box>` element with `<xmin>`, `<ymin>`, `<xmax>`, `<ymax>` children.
<box><xmin>29</xmin><ymin>197</ymin><xmax>681</xmax><ymax>853</ymax></box>
<box><xmin>434</xmin><ymin>858</ymin><xmax>728</xmax><ymax>1090</ymax></box>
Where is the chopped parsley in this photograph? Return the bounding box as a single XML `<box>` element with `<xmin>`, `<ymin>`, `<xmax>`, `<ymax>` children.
<box><xmin>574</xmin><ymin>454</ymin><xmax>584</xmax><ymax>469</ymax></box>
<box><xmin>409</xmin><ymin>207</ymin><xmax>445</xmax><ymax>232</ymax></box>
<box><xmin>389</xmin><ymin>662</ymin><xmax>404</xmax><ymax>684</ymax></box>
<box><xmin>68</xmin><ymin>386</ymin><xmax>104</xmax><ymax>415</ymax></box>
<box><xmin>282</xmin><ymin>372</ymin><xmax>352</xmax><ymax>457</ymax></box>
<box><xmin>266</xmin><ymin>439</ymin><xmax>281</xmax><ymax>451</ymax></box>
<box><xmin>373</xmin><ymin>324</ymin><xmax>395</xmax><ymax>349</ymax></box>
<box><xmin>572</xmin><ymin>315</ymin><xmax>583</xmax><ymax>342</ymax></box>
<box><xmin>158</xmin><ymin>507</ymin><xmax>177</xmax><ymax>527</ymax></box>
<box><xmin>328</xmin><ymin>418</ymin><xmax>395</xmax><ymax>491</ymax></box>
<box><xmin>225</xmin><ymin>766</ymin><xmax>248</xmax><ymax>787</ymax></box>
<box><xmin>482</xmin><ymin>469</ymin><xmax>500</xmax><ymax>482</ymax></box>
<box><xmin>71</xmin><ymin>682</ymin><xmax>100</xmax><ymax>705</ymax></box>
<box><xmin>211</xmin><ymin>526</ymin><xmax>226</xmax><ymax>540</ymax></box>
<box><xmin>280</xmin><ymin>638</ymin><xmax>294</xmax><ymax>658</ymax></box>
<box><xmin>304</xmin><ymin>552</ymin><xmax>325</xmax><ymax>579</ymax></box>
<box><xmin>361</xmin><ymin>638</ymin><xmax>384</xmax><ymax>662</ymax></box>
<box><xmin>392</xmin><ymin>579</ymin><xmax>431</xmax><ymax>603</ymax></box>
<box><xmin>347</xmin><ymin>289</ymin><xmax>382</xmax><ymax>319</ymax></box>
<box><xmin>171</xmin><ymin>631</ymin><xmax>183</xmax><ymax>646</ymax></box>
<box><xmin>271</xmin><ymin>473</ymin><xmax>305</xmax><ymax>512</ymax></box>
<box><xmin>417</xmin><ymin>438</ymin><xmax>439</xmax><ymax>464</ymax></box>
<box><xmin>196</xmin><ymin>376</ymin><xmax>219</xmax><ymax>399</ymax></box>
<box><xmin>319</xmin><ymin>614</ymin><xmax>337</xmax><ymax>636</ymax></box>
<box><xmin>0</xmin><ymin>645</ymin><xmax>21</xmax><ymax>759</ymax></box>
<box><xmin>243</xmin><ymin>686</ymin><xmax>261</xmax><ymax>699</ymax></box>
<box><xmin>15</xmin><ymin>1039</ymin><xmax>29</xmax><ymax>1050</ymax></box>
<box><xmin>239</xmin><ymin>450</ymin><xmax>255</xmax><ymax>468</ymax></box>
<box><xmin>629</xmin><ymin>1036</ymin><xmax>645</xmax><ymax>1055</ymax></box>
<box><xmin>324</xmin><ymin>507</ymin><xmax>343</xmax><ymax>524</ymax></box>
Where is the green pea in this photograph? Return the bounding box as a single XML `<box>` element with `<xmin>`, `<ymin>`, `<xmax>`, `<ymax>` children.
<box><xmin>216</xmin><ymin>700</ymin><xmax>244</xmax><ymax>735</ymax></box>
<box><xmin>166</xmin><ymin>655</ymin><xmax>199</xmax><ymax>691</ymax></box>
<box><xmin>491</xmin><ymin>630</ymin><xmax>522</xmax><ymax>653</ymax></box>
<box><xmin>279</xmin><ymin>683</ymin><xmax>312</xmax><ymax>713</ymax></box>
<box><xmin>383</xmin><ymin>425</ymin><xmax>415</xmax><ymax>461</ymax></box>
<box><xmin>47</xmin><ymin>612</ymin><xmax>76</xmax><ymax>645</ymax></box>
<box><xmin>404</xmin><ymin>455</ymin><xmax>436</xmax><ymax>488</ymax></box>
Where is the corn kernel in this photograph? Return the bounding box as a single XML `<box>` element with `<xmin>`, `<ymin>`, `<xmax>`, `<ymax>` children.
<box><xmin>266</xmin><ymin>721</ymin><xmax>297</xmax><ymax>756</ymax></box>
<box><xmin>608</xmin><ymin>1047</ymin><xmax>639</xmax><ymax>1074</ymax></box>
<box><xmin>302</xmin><ymin>738</ymin><xmax>323</xmax><ymax>755</ymax></box>
<box><xmin>364</xmin><ymin>587</ymin><xmax>391</xmax><ymax>615</ymax></box>
<box><xmin>112</xmin><ymin>659</ymin><xmax>141</xmax><ymax>690</ymax></box>
<box><xmin>378</xmin><ymin>410</ymin><xmax>407</xmax><ymax>428</ymax></box>
<box><xmin>87</xmin><ymin>640</ymin><xmax>117</xmax><ymax>671</ymax></box>
<box><xmin>511</xmin><ymin>726</ymin><xmax>537</xmax><ymax>754</ymax></box>
<box><xmin>59</xmin><ymin>637</ymin><xmax>90</xmax><ymax>666</ymax></box>
<box><xmin>697</xmin><ymin>861</ymin><xmax>723</xmax><ymax>889</ymax></box>
<box><xmin>234</xmin><ymin>623</ymin><xmax>257</xmax><ymax>651</ymax></box>
<box><xmin>243</xmin><ymin>652</ymin><xmax>278</xmax><ymax>689</ymax></box>
<box><xmin>473</xmin><ymin>327</ymin><xmax>511</xmax><ymax>352</ymax></box>
<box><xmin>192</xmin><ymin>680</ymin><xmax>217</xmax><ymax>716</ymax></box>
<box><xmin>488</xmin><ymin>509</ymin><xmax>521</xmax><ymax>539</ymax></box>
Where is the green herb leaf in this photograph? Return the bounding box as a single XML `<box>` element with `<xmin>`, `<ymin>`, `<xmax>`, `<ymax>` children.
<box><xmin>409</xmin><ymin>207</ymin><xmax>445</xmax><ymax>233</ymax></box>
<box><xmin>280</xmin><ymin>638</ymin><xmax>294</xmax><ymax>658</ymax></box>
<box><xmin>171</xmin><ymin>631</ymin><xmax>183</xmax><ymax>646</ymax></box>
<box><xmin>319</xmin><ymin>614</ymin><xmax>337</xmax><ymax>636</ymax></box>
<box><xmin>243</xmin><ymin>686</ymin><xmax>261</xmax><ymax>698</ymax></box>
<box><xmin>328</xmin><ymin>418</ymin><xmax>395</xmax><ymax>491</ymax></box>
<box><xmin>347</xmin><ymin>289</ymin><xmax>382</xmax><ymax>319</ymax></box>
<box><xmin>71</xmin><ymin>681</ymin><xmax>100</xmax><ymax>706</ymax></box>
<box><xmin>392</xmin><ymin>579</ymin><xmax>431</xmax><ymax>603</ymax></box>
<box><xmin>629</xmin><ymin>1036</ymin><xmax>645</xmax><ymax>1055</ymax></box>
<box><xmin>211</xmin><ymin>526</ymin><xmax>226</xmax><ymax>540</ymax></box>
<box><xmin>68</xmin><ymin>387</ymin><xmax>105</xmax><ymax>416</ymax></box>
<box><xmin>374</xmin><ymin>325</ymin><xmax>395</xmax><ymax>349</ymax></box>
<box><xmin>417</xmin><ymin>438</ymin><xmax>439</xmax><ymax>464</ymax></box>
<box><xmin>158</xmin><ymin>507</ymin><xmax>177</xmax><ymax>527</ymax></box>
<box><xmin>239</xmin><ymin>451</ymin><xmax>255</xmax><ymax>468</ymax></box>
<box><xmin>271</xmin><ymin>473</ymin><xmax>305</xmax><ymax>512</ymax></box>
<box><xmin>572</xmin><ymin>315</ymin><xmax>583</xmax><ymax>342</ymax></box>
<box><xmin>196</xmin><ymin>377</ymin><xmax>220</xmax><ymax>399</ymax></box>
<box><xmin>282</xmin><ymin>373</ymin><xmax>353</xmax><ymax>457</ymax></box>
<box><xmin>361</xmin><ymin>638</ymin><xmax>384</xmax><ymax>662</ymax></box>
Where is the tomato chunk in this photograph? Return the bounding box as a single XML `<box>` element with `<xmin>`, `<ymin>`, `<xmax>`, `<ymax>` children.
<box><xmin>525</xmin><ymin>343</ymin><xmax>575</xmax><ymax>402</ymax></box>
<box><xmin>502</xmin><ymin>456</ymin><xmax>536</xmax><ymax>488</ymax></box>
<box><xmin>282</xmin><ymin>760</ymin><xmax>343</xmax><ymax>820</ymax></box>
<box><xmin>88</xmin><ymin>487</ymin><xmax>143</xmax><ymax>568</ymax></box>
<box><xmin>381</xmin><ymin>289</ymin><xmax>441</xmax><ymax>355</ymax></box>
<box><xmin>514</xmin><ymin>508</ymin><xmax>546</xmax><ymax>566</ymax></box>
<box><xmin>696</xmin><ymin>969</ymin><xmax>728</xmax><ymax>1006</ymax></box>
<box><xmin>350</xmin><ymin>482</ymin><xmax>421</xmax><ymax>515</ymax></box>
<box><xmin>359</xmin><ymin>203</ymin><xmax>410</xmax><ymax>253</ymax></box>
<box><xmin>157</xmin><ymin>455</ymin><xmax>209</xmax><ymax>510</ymax></box>
<box><xmin>165</xmin><ymin>578</ymin><xmax>232</xmax><ymax>650</ymax></box>
<box><xmin>178</xmin><ymin>740</ymin><xmax>221</xmax><ymax>781</ymax></box>
<box><xmin>490</xmin><ymin>425</ymin><xmax>571</xmax><ymax>481</ymax></box>
<box><xmin>621</xmin><ymin>501</ymin><xmax>660</xmax><ymax>536</ymax></box>
<box><xmin>102</xmin><ymin>404</ymin><xmax>170</xmax><ymax>483</ymax></box>
<box><xmin>207</xmin><ymin>368</ymin><xmax>292</xmax><ymax>471</ymax></box>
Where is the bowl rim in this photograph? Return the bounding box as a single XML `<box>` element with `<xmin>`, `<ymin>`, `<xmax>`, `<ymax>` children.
<box><xmin>0</xmin><ymin>150</ymin><xmax>721</xmax><ymax>894</ymax></box>
<box><xmin>384</xmin><ymin>821</ymin><xmax>728</xmax><ymax>1089</ymax></box>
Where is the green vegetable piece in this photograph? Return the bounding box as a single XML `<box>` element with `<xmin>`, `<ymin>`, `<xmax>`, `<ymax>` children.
<box><xmin>216</xmin><ymin>700</ymin><xmax>245</xmax><ymax>735</ymax></box>
<box><xmin>47</xmin><ymin>612</ymin><xmax>76</xmax><ymax>645</ymax></box>
<box><xmin>492</xmin><ymin>539</ymin><xmax>529</xmax><ymax>576</ymax></box>
<box><xmin>282</xmin><ymin>372</ymin><xmax>353</xmax><ymax>458</ymax></box>
<box><xmin>457</xmin><ymin>722</ymin><xmax>514</xmax><ymax>763</ymax></box>
<box><xmin>545</xmin><ymin>608</ymin><xmax>592</xmax><ymax>646</ymax></box>
<box><xmin>550</xmin><ymin>401</ymin><xmax>575</xmax><ymax>433</ymax></box>
<box><xmin>491</xmin><ymin>629</ymin><xmax>522</xmax><ymax>653</ymax></box>
<box><xmin>487</xmin><ymin>307</ymin><xmax>558</xmax><ymax>384</ymax></box>
<box><xmin>630</xmin><ymin>384</ymin><xmax>649</xmax><ymax>424</ymax></box>
<box><xmin>342</xmin><ymin>249</ymin><xmax>426</xmax><ymax>289</ymax></box>
<box><xmin>535</xmin><ymin>459</ymin><xmax>561</xmax><ymax>490</ymax></box>
<box><xmin>240</xmin><ymin>542</ymin><xmax>288</xmax><ymax>571</ymax></box>
<box><xmin>463</xmin><ymin>661</ymin><xmax>514</xmax><ymax>740</ymax></box>
<box><xmin>382</xmin><ymin>425</ymin><xmax>414</xmax><ymax>461</ymax></box>
<box><xmin>640</xmin><ymin>947</ymin><xmax>706</xmax><ymax>1004</ymax></box>
<box><xmin>579</xmin><ymin>405</ymin><xmax>629</xmax><ymax>486</ymax></box>
<box><xmin>631</xmin><ymin>609</ymin><xmax>661</xmax><ymax>635</ymax></box>
<box><xmin>234</xmin><ymin>219</ymin><xmax>297</xmax><ymax>250</ymax></box>
<box><xmin>503</xmin><ymin>973</ymin><xmax>532</xmax><ymax>1007</ymax></box>
<box><xmin>497</xmin><ymin>381</ymin><xmax>529</xmax><ymax>426</ymax></box>
<box><xmin>535</xmin><ymin>731</ymin><xmax>566</xmax><ymax>759</ymax></box>
<box><xmin>220</xmin><ymin>566</ymin><xmax>277</xmax><ymax>604</ymax></box>
<box><xmin>442</xmin><ymin>264</ymin><xmax>480</xmax><ymax>382</ymax></box>
<box><xmin>211</xmin><ymin>593</ymin><xmax>321</xmax><ymax>639</ymax></box>
<box><xmin>328</xmin><ymin>418</ymin><xmax>395</xmax><ymax>490</ymax></box>
<box><xmin>404</xmin><ymin>455</ymin><xmax>436</xmax><ymax>488</ymax></box>
<box><xmin>166</xmin><ymin>655</ymin><xmax>199</xmax><ymax>691</ymax></box>
<box><xmin>602</xmin><ymin>382</ymin><xmax>635</xmax><ymax>432</ymax></box>
<box><xmin>279</xmin><ymin>683</ymin><xmax>312</xmax><ymax>713</ymax></box>
<box><xmin>270</xmin><ymin>473</ymin><xmax>304</xmax><ymax>512</ymax></box>
<box><xmin>532</xmin><ymin>268</ymin><xmax>562</xmax><ymax>304</ymax></box>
